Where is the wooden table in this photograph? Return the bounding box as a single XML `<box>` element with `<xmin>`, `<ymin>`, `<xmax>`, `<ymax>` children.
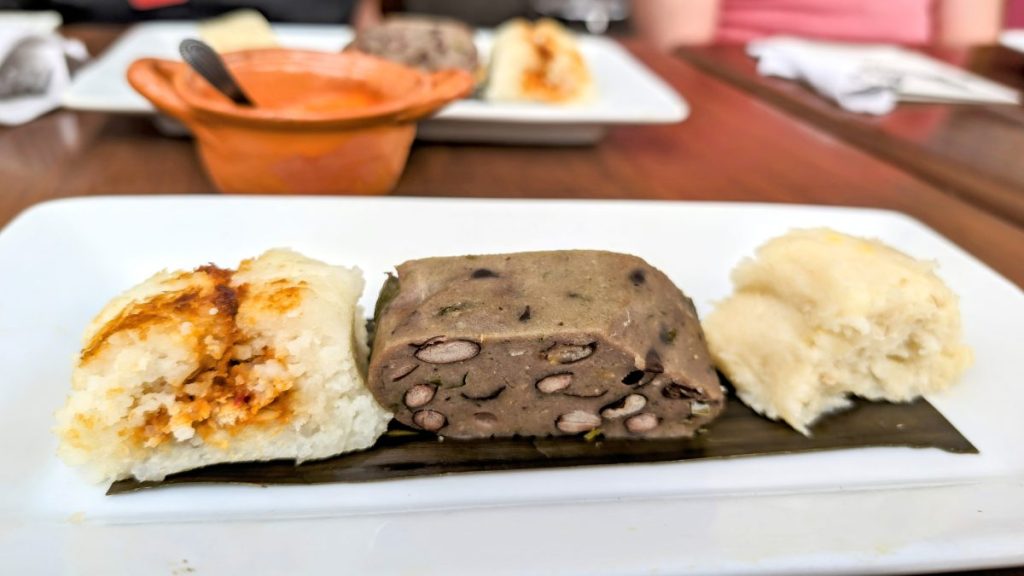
<box><xmin>1</xmin><ymin>24</ymin><xmax>1023</xmax><ymax>576</ymax></box>
<box><xmin>677</xmin><ymin>44</ymin><xmax>1024</xmax><ymax>228</ymax></box>
<box><xmin>4</xmin><ymin>25</ymin><xmax>1021</xmax><ymax>289</ymax></box>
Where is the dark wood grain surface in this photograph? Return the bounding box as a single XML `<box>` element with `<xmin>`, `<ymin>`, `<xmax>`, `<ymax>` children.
<box><xmin>677</xmin><ymin>44</ymin><xmax>1024</xmax><ymax>228</ymax></box>
<box><xmin>5</xmin><ymin>26</ymin><xmax>1021</xmax><ymax>288</ymax></box>
<box><xmin>1</xmin><ymin>24</ymin><xmax>1023</xmax><ymax>576</ymax></box>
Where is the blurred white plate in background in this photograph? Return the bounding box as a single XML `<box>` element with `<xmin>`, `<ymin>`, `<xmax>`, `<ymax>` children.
<box><xmin>61</xmin><ymin>22</ymin><xmax>687</xmax><ymax>144</ymax></box>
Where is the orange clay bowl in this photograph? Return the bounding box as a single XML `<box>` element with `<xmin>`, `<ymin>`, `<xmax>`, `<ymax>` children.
<box><xmin>128</xmin><ymin>49</ymin><xmax>474</xmax><ymax>195</ymax></box>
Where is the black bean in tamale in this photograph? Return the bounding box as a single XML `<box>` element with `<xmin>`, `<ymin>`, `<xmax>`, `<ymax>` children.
<box><xmin>366</xmin><ymin>250</ymin><xmax>725</xmax><ymax>439</ymax></box>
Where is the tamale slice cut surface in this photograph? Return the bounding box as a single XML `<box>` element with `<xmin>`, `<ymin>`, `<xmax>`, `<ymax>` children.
<box><xmin>109</xmin><ymin>377</ymin><xmax>975</xmax><ymax>494</ymax></box>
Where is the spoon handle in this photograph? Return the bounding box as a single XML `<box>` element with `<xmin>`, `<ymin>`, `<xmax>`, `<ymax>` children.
<box><xmin>179</xmin><ymin>39</ymin><xmax>253</xmax><ymax>107</ymax></box>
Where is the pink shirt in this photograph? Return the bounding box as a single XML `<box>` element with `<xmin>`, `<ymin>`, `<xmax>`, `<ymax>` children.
<box><xmin>716</xmin><ymin>0</ymin><xmax>934</xmax><ymax>44</ymax></box>
<box><xmin>1009</xmin><ymin>0</ymin><xmax>1024</xmax><ymax>28</ymax></box>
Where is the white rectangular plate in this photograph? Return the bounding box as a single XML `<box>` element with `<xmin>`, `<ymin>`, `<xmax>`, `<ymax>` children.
<box><xmin>62</xmin><ymin>22</ymin><xmax>687</xmax><ymax>144</ymax></box>
<box><xmin>1</xmin><ymin>196</ymin><xmax>1022</xmax><ymax>575</ymax></box>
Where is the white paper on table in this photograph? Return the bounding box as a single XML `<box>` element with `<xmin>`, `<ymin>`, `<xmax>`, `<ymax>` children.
<box><xmin>0</xmin><ymin>11</ymin><xmax>89</xmax><ymax>127</ymax></box>
<box><xmin>998</xmin><ymin>29</ymin><xmax>1024</xmax><ymax>55</ymax></box>
<box><xmin>748</xmin><ymin>36</ymin><xmax>1021</xmax><ymax>115</ymax></box>
<box><xmin>0</xmin><ymin>10</ymin><xmax>62</xmax><ymax>34</ymax></box>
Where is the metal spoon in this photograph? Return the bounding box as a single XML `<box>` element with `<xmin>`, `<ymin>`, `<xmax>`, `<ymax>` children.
<box><xmin>179</xmin><ymin>38</ymin><xmax>253</xmax><ymax>106</ymax></box>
